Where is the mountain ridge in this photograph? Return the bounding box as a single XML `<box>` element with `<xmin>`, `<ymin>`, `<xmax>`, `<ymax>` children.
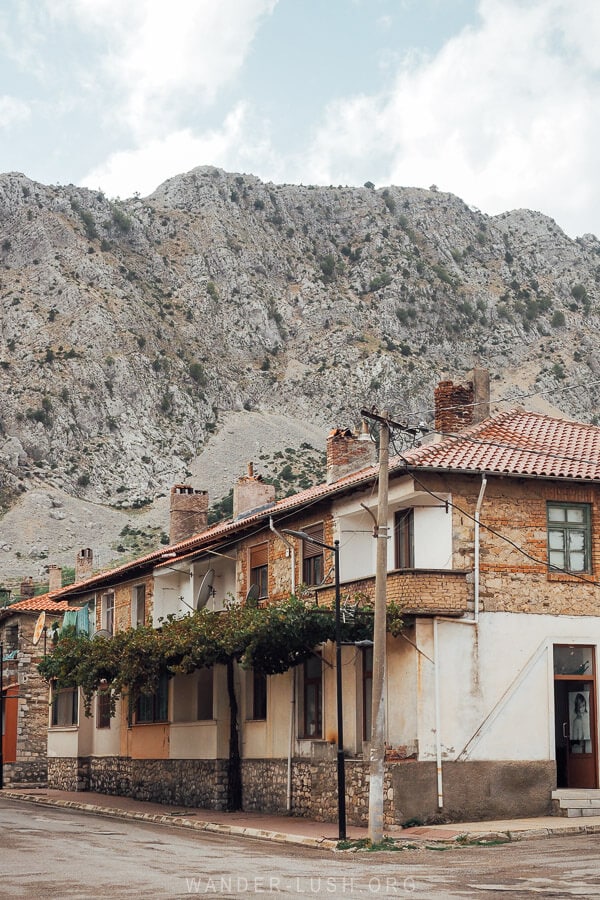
<box><xmin>0</xmin><ymin>165</ymin><xmax>598</xmax><ymax>589</ymax></box>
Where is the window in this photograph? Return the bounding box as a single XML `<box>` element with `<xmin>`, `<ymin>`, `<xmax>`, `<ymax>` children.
<box><xmin>197</xmin><ymin>667</ymin><xmax>214</xmax><ymax>720</ymax></box>
<box><xmin>301</xmin><ymin>654</ymin><xmax>322</xmax><ymax>738</ymax></box>
<box><xmin>101</xmin><ymin>591</ymin><xmax>115</xmax><ymax>635</ymax></box>
<box><xmin>547</xmin><ymin>503</ymin><xmax>592</xmax><ymax>574</ymax></box>
<box><xmin>395</xmin><ymin>509</ymin><xmax>414</xmax><ymax>569</ymax></box>
<box><xmin>247</xmin><ymin>670</ymin><xmax>267</xmax><ymax>720</ymax></box>
<box><xmin>250</xmin><ymin>543</ymin><xmax>269</xmax><ymax>600</ymax></box>
<box><xmin>362</xmin><ymin>646</ymin><xmax>373</xmax><ymax>741</ymax></box>
<box><xmin>97</xmin><ymin>688</ymin><xmax>111</xmax><ymax>729</ymax></box>
<box><xmin>302</xmin><ymin>523</ymin><xmax>325</xmax><ymax>586</ymax></box>
<box><xmin>51</xmin><ymin>687</ymin><xmax>78</xmax><ymax>727</ymax></box>
<box><xmin>132</xmin><ymin>584</ymin><xmax>146</xmax><ymax>627</ymax></box>
<box><xmin>136</xmin><ymin>672</ymin><xmax>168</xmax><ymax>723</ymax></box>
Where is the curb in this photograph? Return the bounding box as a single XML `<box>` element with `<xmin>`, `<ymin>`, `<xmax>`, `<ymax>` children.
<box><xmin>0</xmin><ymin>790</ymin><xmax>339</xmax><ymax>851</ymax></box>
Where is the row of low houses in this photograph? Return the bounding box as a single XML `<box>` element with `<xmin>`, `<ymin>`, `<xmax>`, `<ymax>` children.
<box><xmin>4</xmin><ymin>371</ymin><xmax>600</xmax><ymax>824</ymax></box>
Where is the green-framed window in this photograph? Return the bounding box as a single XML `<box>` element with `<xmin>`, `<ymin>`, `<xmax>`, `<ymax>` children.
<box><xmin>547</xmin><ymin>502</ymin><xmax>592</xmax><ymax>574</ymax></box>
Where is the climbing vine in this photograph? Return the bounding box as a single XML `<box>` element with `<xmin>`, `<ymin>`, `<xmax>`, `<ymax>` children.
<box><xmin>38</xmin><ymin>594</ymin><xmax>405</xmax><ymax>714</ymax></box>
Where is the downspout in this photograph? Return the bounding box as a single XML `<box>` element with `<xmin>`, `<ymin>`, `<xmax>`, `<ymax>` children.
<box><xmin>270</xmin><ymin>517</ymin><xmax>295</xmax><ymax>594</ymax></box>
<box><xmin>270</xmin><ymin>517</ymin><xmax>296</xmax><ymax>812</ymax></box>
<box><xmin>473</xmin><ymin>473</ymin><xmax>487</xmax><ymax>625</ymax></box>
<box><xmin>433</xmin><ymin>618</ymin><xmax>442</xmax><ymax>809</ymax></box>
<box><xmin>432</xmin><ymin>473</ymin><xmax>487</xmax><ymax>809</ymax></box>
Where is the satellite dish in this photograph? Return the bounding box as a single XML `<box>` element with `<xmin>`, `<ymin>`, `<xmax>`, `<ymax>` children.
<box><xmin>245</xmin><ymin>584</ymin><xmax>259</xmax><ymax>608</ymax></box>
<box><xmin>93</xmin><ymin>629</ymin><xmax>112</xmax><ymax>640</ymax></box>
<box><xmin>195</xmin><ymin>569</ymin><xmax>215</xmax><ymax>610</ymax></box>
<box><xmin>33</xmin><ymin>611</ymin><xmax>46</xmax><ymax>645</ymax></box>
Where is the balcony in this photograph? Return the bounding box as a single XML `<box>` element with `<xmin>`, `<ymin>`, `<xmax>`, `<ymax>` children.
<box><xmin>314</xmin><ymin>568</ymin><xmax>471</xmax><ymax>617</ymax></box>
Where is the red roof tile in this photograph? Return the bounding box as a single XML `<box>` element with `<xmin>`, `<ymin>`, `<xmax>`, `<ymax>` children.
<box><xmin>402</xmin><ymin>409</ymin><xmax>600</xmax><ymax>480</ymax></box>
<box><xmin>48</xmin><ymin>409</ymin><xmax>600</xmax><ymax>599</ymax></box>
<box><xmin>0</xmin><ymin>595</ymin><xmax>77</xmax><ymax>615</ymax></box>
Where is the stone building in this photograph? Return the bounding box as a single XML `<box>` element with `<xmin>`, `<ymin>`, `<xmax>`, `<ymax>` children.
<box><xmin>0</xmin><ymin>595</ymin><xmax>75</xmax><ymax>787</ymax></box>
<box><xmin>44</xmin><ymin>376</ymin><xmax>600</xmax><ymax>824</ymax></box>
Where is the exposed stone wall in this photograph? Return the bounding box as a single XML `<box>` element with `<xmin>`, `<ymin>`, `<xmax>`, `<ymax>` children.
<box><xmin>316</xmin><ymin>569</ymin><xmax>470</xmax><ymax>616</ymax></box>
<box><xmin>47</xmin><ymin>755</ymin><xmax>552</xmax><ymax>825</ymax></box>
<box><xmin>86</xmin><ymin>757</ymin><xmax>229</xmax><ymax>808</ymax></box>
<box><xmin>96</xmin><ymin>574</ymin><xmax>154</xmax><ymax>632</ymax></box>
<box><xmin>48</xmin><ymin>756</ymin><xmax>81</xmax><ymax>791</ymax></box>
<box><xmin>2</xmin><ymin>759</ymin><xmax>48</xmax><ymax>787</ymax></box>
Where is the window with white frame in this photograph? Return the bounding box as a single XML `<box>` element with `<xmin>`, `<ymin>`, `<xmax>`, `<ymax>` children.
<box><xmin>101</xmin><ymin>592</ymin><xmax>115</xmax><ymax>634</ymax></box>
<box><xmin>394</xmin><ymin>509</ymin><xmax>414</xmax><ymax>569</ymax></box>
<box><xmin>132</xmin><ymin>584</ymin><xmax>146</xmax><ymax>627</ymax></box>
<box><xmin>301</xmin><ymin>523</ymin><xmax>325</xmax><ymax>586</ymax></box>
<box><xmin>250</xmin><ymin>543</ymin><xmax>269</xmax><ymax>600</ymax></box>
<box><xmin>300</xmin><ymin>654</ymin><xmax>322</xmax><ymax>738</ymax></box>
<box><xmin>547</xmin><ymin>502</ymin><xmax>592</xmax><ymax>574</ymax></box>
<box><xmin>51</xmin><ymin>687</ymin><xmax>78</xmax><ymax>727</ymax></box>
<box><xmin>197</xmin><ymin>667</ymin><xmax>214</xmax><ymax>720</ymax></box>
<box><xmin>246</xmin><ymin>669</ymin><xmax>267</xmax><ymax>720</ymax></box>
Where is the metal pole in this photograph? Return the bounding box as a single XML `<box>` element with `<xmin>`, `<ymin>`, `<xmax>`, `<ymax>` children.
<box><xmin>333</xmin><ymin>539</ymin><xmax>347</xmax><ymax>841</ymax></box>
<box><xmin>0</xmin><ymin>641</ymin><xmax>4</xmax><ymax>790</ymax></box>
<box><xmin>281</xmin><ymin>528</ymin><xmax>347</xmax><ymax>840</ymax></box>
<box><xmin>368</xmin><ymin>414</ymin><xmax>390</xmax><ymax>843</ymax></box>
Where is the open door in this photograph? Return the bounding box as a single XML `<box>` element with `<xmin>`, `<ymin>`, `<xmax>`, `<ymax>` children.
<box><xmin>554</xmin><ymin>645</ymin><xmax>597</xmax><ymax>789</ymax></box>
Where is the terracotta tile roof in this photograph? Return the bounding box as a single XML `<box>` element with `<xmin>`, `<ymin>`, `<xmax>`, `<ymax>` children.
<box><xmin>48</xmin><ymin>408</ymin><xmax>600</xmax><ymax>600</ymax></box>
<box><xmin>0</xmin><ymin>595</ymin><xmax>76</xmax><ymax>616</ymax></box>
<box><xmin>401</xmin><ymin>409</ymin><xmax>600</xmax><ymax>480</ymax></box>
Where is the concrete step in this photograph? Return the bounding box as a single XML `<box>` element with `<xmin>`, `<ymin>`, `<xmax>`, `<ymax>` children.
<box><xmin>551</xmin><ymin>789</ymin><xmax>600</xmax><ymax>817</ymax></box>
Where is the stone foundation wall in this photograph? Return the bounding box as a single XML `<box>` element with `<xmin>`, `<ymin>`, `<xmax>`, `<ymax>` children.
<box><xmin>2</xmin><ymin>759</ymin><xmax>48</xmax><ymax>787</ymax></box>
<box><xmin>48</xmin><ymin>756</ymin><xmax>82</xmax><ymax>791</ymax></box>
<box><xmin>47</xmin><ymin>756</ymin><xmax>555</xmax><ymax>824</ymax></box>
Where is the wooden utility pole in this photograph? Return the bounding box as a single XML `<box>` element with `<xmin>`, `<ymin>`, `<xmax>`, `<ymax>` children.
<box><xmin>365</xmin><ymin>410</ymin><xmax>390</xmax><ymax>843</ymax></box>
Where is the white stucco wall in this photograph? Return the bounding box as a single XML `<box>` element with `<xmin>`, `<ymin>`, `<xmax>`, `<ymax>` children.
<box><xmin>334</xmin><ymin>478</ymin><xmax>452</xmax><ymax>581</ymax></box>
<box><xmin>410</xmin><ymin>612</ymin><xmax>600</xmax><ymax>765</ymax></box>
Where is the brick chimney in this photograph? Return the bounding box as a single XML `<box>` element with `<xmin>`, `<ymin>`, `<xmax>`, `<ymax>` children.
<box><xmin>169</xmin><ymin>484</ymin><xmax>209</xmax><ymax>544</ymax></box>
<box><xmin>76</xmin><ymin>548</ymin><xmax>94</xmax><ymax>583</ymax></box>
<box><xmin>434</xmin><ymin>369</ymin><xmax>490</xmax><ymax>434</ymax></box>
<box><xmin>326</xmin><ymin>423</ymin><xmax>377</xmax><ymax>484</ymax></box>
<box><xmin>233</xmin><ymin>463</ymin><xmax>276</xmax><ymax>519</ymax></box>
<box><xmin>48</xmin><ymin>564</ymin><xmax>62</xmax><ymax>593</ymax></box>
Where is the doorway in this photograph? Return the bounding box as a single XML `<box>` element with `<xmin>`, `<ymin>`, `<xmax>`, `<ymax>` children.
<box><xmin>553</xmin><ymin>645</ymin><xmax>597</xmax><ymax>789</ymax></box>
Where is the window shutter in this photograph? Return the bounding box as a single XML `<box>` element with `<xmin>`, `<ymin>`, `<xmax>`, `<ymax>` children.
<box><xmin>250</xmin><ymin>543</ymin><xmax>268</xmax><ymax>568</ymax></box>
<box><xmin>303</xmin><ymin>524</ymin><xmax>324</xmax><ymax>559</ymax></box>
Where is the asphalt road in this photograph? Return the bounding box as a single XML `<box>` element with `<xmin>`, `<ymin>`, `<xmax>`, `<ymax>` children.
<box><xmin>2</xmin><ymin>797</ymin><xmax>600</xmax><ymax>898</ymax></box>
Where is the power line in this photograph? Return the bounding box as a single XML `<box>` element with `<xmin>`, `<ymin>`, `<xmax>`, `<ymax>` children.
<box><xmin>403</xmin><ymin>463</ymin><xmax>600</xmax><ymax>588</ymax></box>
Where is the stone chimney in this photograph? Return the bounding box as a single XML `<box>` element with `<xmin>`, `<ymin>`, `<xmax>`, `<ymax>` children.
<box><xmin>48</xmin><ymin>564</ymin><xmax>62</xmax><ymax>593</ymax></box>
<box><xmin>326</xmin><ymin>423</ymin><xmax>378</xmax><ymax>484</ymax></box>
<box><xmin>76</xmin><ymin>548</ymin><xmax>94</xmax><ymax>583</ymax></box>
<box><xmin>471</xmin><ymin>366</ymin><xmax>490</xmax><ymax>424</ymax></box>
<box><xmin>169</xmin><ymin>484</ymin><xmax>209</xmax><ymax>544</ymax></box>
<box><xmin>434</xmin><ymin>369</ymin><xmax>490</xmax><ymax>434</ymax></box>
<box><xmin>20</xmin><ymin>576</ymin><xmax>35</xmax><ymax>599</ymax></box>
<box><xmin>233</xmin><ymin>463</ymin><xmax>276</xmax><ymax>519</ymax></box>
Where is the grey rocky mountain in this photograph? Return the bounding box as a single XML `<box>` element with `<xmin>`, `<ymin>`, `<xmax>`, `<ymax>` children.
<box><xmin>0</xmin><ymin>166</ymin><xmax>598</xmax><ymax>590</ymax></box>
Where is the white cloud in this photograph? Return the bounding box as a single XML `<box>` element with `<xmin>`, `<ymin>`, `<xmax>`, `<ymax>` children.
<box><xmin>0</xmin><ymin>95</ymin><xmax>30</xmax><ymax>129</ymax></box>
<box><xmin>79</xmin><ymin>103</ymin><xmax>277</xmax><ymax>198</ymax></box>
<box><xmin>300</xmin><ymin>0</ymin><xmax>600</xmax><ymax>236</ymax></box>
<box><xmin>50</xmin><ymin>0</ymin><xmax>278</xmax><ymax>139</ymax></box>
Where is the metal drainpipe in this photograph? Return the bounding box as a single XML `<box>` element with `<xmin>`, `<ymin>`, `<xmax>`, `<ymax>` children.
<box><xmin>433</xmin><ymin>472</ymin><xmax>488</xmax><ymax>808</ymax></box>
<box><xmin>473</xmin><ymin>473</ymin><xmax>487</xmax><ymax>624</ymax></box>
<box><xmin>269</xmin><ymin>517</ymin><xmax>296</xmax><ymax>811</ymax></box>
<box><xmin>433</xmin><ymin>618</ymin><xmax>442</xmax><ymax>809</ymax></box>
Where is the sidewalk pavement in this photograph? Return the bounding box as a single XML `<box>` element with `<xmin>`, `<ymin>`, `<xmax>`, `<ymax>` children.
<box><xmin>3</xmin><ymin>787</ymin><xmax>600</xmax><ymax>851</ymax></box>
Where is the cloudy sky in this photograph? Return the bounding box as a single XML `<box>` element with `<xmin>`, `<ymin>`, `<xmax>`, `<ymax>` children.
<box><xmin>0</xmin><ymin>0</ymin><xmax>598</xmax><ymax>237</ymax></box>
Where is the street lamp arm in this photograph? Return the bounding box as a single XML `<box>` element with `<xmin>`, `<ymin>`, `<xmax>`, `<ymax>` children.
<box><xmin>280</xmin><ymin>529</ymin><xmax>336</xmax><ymax>553</ymax></box>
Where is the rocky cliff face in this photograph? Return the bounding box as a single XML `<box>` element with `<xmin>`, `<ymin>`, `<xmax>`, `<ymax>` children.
<box><xmin>0</xmin><ymin>166</ymin><xmax>598</xmax><ymax>586</ymax></box>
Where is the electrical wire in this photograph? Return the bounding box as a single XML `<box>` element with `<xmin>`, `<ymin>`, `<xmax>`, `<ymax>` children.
<box><xmin>403</xmin><ymin>461</ymin><xmax>600</xmax><ymax>588</ymax></box>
